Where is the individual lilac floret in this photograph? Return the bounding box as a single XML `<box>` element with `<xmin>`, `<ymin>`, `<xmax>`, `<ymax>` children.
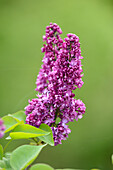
<box><xmin>25</xmin><ymin>23</ymin><xmax>86</xmax><ymax>145</ymax></box>
<box><xmin>0</xmin><ymin>118</ymin><xmax>5</xmax><ymax>138</ymax></box>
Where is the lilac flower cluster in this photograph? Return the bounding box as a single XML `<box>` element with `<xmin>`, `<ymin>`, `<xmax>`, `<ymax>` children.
<box><xmin>0</xmin><ymin>118</ymin><xmax>5</xmax><ymax>138</ymax></box>
<box><xmin>25</xmin><ymin>23</ymin><xmax>86</xmax><ymax>145</ymax></box>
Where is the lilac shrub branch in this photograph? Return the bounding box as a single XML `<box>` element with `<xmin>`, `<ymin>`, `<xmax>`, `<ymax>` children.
<box><xmin>25</xmin><ymin>23</ymin><xmax>86</xmax><ymax>146</ymax></box>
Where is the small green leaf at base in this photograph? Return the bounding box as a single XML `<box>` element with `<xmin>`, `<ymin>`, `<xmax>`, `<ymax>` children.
<box><xmin>30</xmin><ymin>163</ymin><xmax>54</xmax><ymax>170</ymax></box>
<box><xmin>9</xmin><ymin>110</ymin><xmax>26</xmax><ymax>123</ymax></box>
<box><xmin>2</xmin><ymin>110</ymin><xmax>26</xmax><ymax>134</ymax></box>
<box><xmin>10</xmin><ymin>145</ymin><xmax>46</xmax><ymax>170</ymax></box>
<box><xmin>9</xmin><ymin>124</ymin><xmax>49</xmax><ymax>140</ymax></box>
<box><xmin>38</xmin><ymin>124</ymin><xmax>54</xmax><ymax>146</ymax></box>
<box><xmin>2</xmin><ymin>116</ymin><xmax>19</xmax><ymax>133</ymax></box>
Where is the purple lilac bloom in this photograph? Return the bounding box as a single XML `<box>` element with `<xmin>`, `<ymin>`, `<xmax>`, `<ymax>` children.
<box><xmin>0</xmin><ymin>118</ymin><xmax>5</xmax><ymax>138</ymax></box>
<box><xmin>36</xmin><ymin>23</ymin><xmax>63</xmax><ymax>93</ymax></box>
<box><xmin>25</xmin><ymin>23</ymin><xmax>86</xmax><ymax>145</ymax></box>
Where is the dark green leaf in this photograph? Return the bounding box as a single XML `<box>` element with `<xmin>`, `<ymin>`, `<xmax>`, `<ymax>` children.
<box><xmin>38</xmin><ymin>124</ymin><xmax>54</xmax><ymax>146</ymax></box>
<box><xmin>2</xmin><ymin>116</ymin><xmax>19</xmax><ymax>133</ymax></box>
<box><xmin>10</xmin><ymin>144</ymin><xmax>46</xmax><ymax>170</ymax></box>
<box><xmin>9</xmin><ymin>124</ymin><xmax>49</xmax><ymax>140</ymax></box>
<box><xmin>30</xmin><ymin>163</ymin><xmax>54</xmax><ymax>170</ymax></box>
<box><xmin>0</xmin><ymin>144</ymin><xmax>3</xmax><ymax>160</ymax></box>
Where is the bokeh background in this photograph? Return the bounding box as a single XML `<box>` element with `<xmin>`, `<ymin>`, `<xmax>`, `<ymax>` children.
<box><xmin>0</xmin><ymin>0</ymin><xmax>113</xmax><ymax>169</ymax></box>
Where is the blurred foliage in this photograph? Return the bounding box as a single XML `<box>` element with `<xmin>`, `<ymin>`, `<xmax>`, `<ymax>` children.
<box><xmin>0</xmin><ymin>0</ymin><xmax>113</xmax><ymax>169</ymax></box>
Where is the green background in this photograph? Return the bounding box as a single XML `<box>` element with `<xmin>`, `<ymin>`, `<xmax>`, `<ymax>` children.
<box><xmin>0</xmin><ymin>0</ymin><xmax>113</xmax><ymax>169</ymax></box>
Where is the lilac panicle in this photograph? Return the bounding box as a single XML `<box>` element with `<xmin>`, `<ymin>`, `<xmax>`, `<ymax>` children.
<box><xmin>25</xmin><ymin>23</ymin><xmax>86</xmax><ymax>145</ymax></box>
<box><xmin>0</xmin><ymin>118</ymin><xmax>5</xmax><ymax>138</ymax></box>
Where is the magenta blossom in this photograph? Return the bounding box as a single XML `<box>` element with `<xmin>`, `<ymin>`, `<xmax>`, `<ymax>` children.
<box><xmin>0</xmin><ymin>118</ymin><xmax>5</xmax><ymax>138</ymax></box>
<box><xmin>25</xmin><ymin>23</ymin><xmax>86</xmax><ymax>145</ymax></box>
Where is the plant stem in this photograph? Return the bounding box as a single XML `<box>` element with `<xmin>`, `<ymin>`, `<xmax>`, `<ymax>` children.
<box><xmin>54</xmin><ymin>108</ymin><xmax>59</xmax><ymax>121</ymax></box>
<box><xmin>3</xmin><ymin>139</ymin><xmax>12</xmax><ymax>152</ymax></box>
<box><xmin>32</xmin><ymin>138</ymin><xmax>44</xmax><ymax>145</ymax></box>
<box><xmin>33</xmin><ymin>137</ymin><xmax>38</xmax><ymax>144</ymax></box>
<box><xmin>25</xmin><ymin>165</ymin><xmax>31</xmax><ymax>170</ymax></box>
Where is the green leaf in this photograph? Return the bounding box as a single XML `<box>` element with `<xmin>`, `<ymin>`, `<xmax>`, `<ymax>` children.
<box><xmin>112</xmin><ymin>154</ymin><xmax>113</xmax><ymax>164</ymax></box>
<box><xmin>4</xmin><ymin>152</ymin><xmax>11</xmax><ymax>160</ymax></box>
<box><xmin>0</xmin><ymin>144</ymin><xmax>3</xmax><ymax>160</ymax></box>
<box><xmin>30</xmin><ymin>163</ymin><xmax>54</xmax><ymax>170</ymax></box>
<box><xmin>0</xmin><ymin>153</ymin><xmax>12</xmax><ymax>169</ymax></box>
<box><xmin>2</xmin><ymin>157</ymin><xmax>12</xmax><ymax>169</ymax></box>
<box><xmin>9</xmin><ymin>124</ymin><xmax>49</xmax><ymax>140</ymax></box>
<box><xmin>10</xmin><ymin>144</ymin><xmax>46</xmax><ymax>170</ymax></box>
<box><xmin>38</xmin><ymin>124</ymin><xmax>54</xmax><ymax>146</ymax></box>
<box><xmin>10</xmin><ymin>132</ymin><xmax>44</xmax><ymax>140</ymax></box>
<box><xmin>9</xmin><ymin>110</ymin><xmax>26</xmax><ymax>123</ymax></box>
<box><xmin>2</xmin><ymin>116</ymin><xmax>19</xmax><ymax>133</ymax></box>
<box><xmin>0</xmin><ymin>168</ymin><xmax>5</xmax><ymax>170</ymax></box>
<box><xmin>0</xmin><ymin>160</ymin><xmax>6</xmax><ymax>168</ymax></box>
